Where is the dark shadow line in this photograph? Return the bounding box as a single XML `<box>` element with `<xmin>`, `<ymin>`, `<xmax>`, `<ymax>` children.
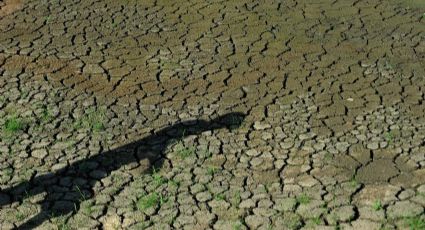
<box><xmin>0</xmin><ymin>112</ymin><xmax>246</xmax><ymax>229</ymax></box>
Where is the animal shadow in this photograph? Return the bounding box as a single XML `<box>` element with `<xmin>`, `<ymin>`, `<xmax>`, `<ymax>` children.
<box><xmin>0</xmin><ymin>112</ymin><xmax>246</xmax><ymax>229</ymax></box>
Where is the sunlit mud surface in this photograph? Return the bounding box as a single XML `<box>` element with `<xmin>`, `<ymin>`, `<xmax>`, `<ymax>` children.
<box><xmin>0</xmin><ymin>0</ymin><xmax>424</xmax><ymax>229</ymax></box>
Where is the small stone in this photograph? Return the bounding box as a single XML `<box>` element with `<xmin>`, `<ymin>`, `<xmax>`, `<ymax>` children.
<box><xmin>32</xmin><ymin>149</ymin><xmax>48</xmax><ymax>159</ymax></box>
<box><xmin>387</xmin><ymin>201</ymin><xmax>423</xmax><ymax>218</ymax></box>
<box><xmin>0</xmin><ymin>146</ymin><xmax>10</xmax><ymax>154</ymax></box>
<box><xmin>190</xmin><ymin>184</ymin><xmax>205</xmax><ymax>194</ymax></box>
<box><xmin>250</xmin><ymin>157</ymin><xmax>263</xmax><ymax>167</ymax></box>
<box><xmin>417</xmin><ymin>184</ymin><xmax>425</xmax><ymax>194</ymax></box>
<box><xmin>350</xmin><ymin>220</ymin><xmax>381</xmax><ymax>230</ymax></box>
<box><xmin>273</xmin><ymin>198</ymin><xmax>296</xmax><ymax>212</ymax></box>
<box><xmin>257</xmin><ymin>199</ymin><xmax>273</xmax><ymax>208</ymax></box>
<box><xmin>330</xmin><ymin>205</ymin><xmax>355</xmax><ymax>222</ymax></box>
<box><xmin>69</xmin><ymin>213</ymin><xmax>100</xmax><ymax>228</ymax></box>
<box><xmin>83</xmin><ymin>98</ymin><xmax>95</xmax><ymax>107</ymax></box>
<box><xmin>397</xmin><ymin>189</ymin><xmax>415</xmax><ymax>200</ymax></box>
<box><xmin>262</xmin><ymin>132</ymin><xmax>273</xmax><ymax>140</ymax></box>
<box><xmin>297</xmin><ymin>175</ymin><xmax>318</xmax><ymax>187</ymax></box>
<box><xmin>299</xmin><ymin>133</ymin><xmax>316</xmax><ymax>140</ymax></box>
<box><xmin>195</xmin><ymin>211</ymin><xmax>216</xmax><ymax>225</ymax></box>
<box><xmin>354</xmin><ymin>185</ymin><xmax>400</xmax><ymax>206</ymax></box>
<box><xmin>51</xmin><ymin>141</ymin><xmax>70</xmax><ymax>150</ymax></box>
<box><xmin>253</xmin><ymin>122</ymin><xmax>271</xmax><ymax>130</ymax></box>
<box><xmin>213</xmin><ymin>220</ymin><xmax>245</xmax><ymax>230</ymax></box>
<box><xmin>357</xmin><ymin>134</ymin><xmax>367</xmax><ymax>141</ymax></box>
<box><xmin>196</xmin><ymin>191</ymin><xmax>212</xmax><ymax>202</ymax></box>
<box><xmin>246</xmin><ymin>149</ymin><xmax>260</xmax><ymax>157</ymax></box>
<box><xmin>313</xmin><ymin>142</ymin><xmax>326</xmax><ymax>151</ymax></box>
<box><xmin>280</xmin><ymin>141</ymin><xmax>294</xmax><ymax>150</ymax></box>
<box><xmin>83</xmin><ymin>64</ymin><xmax>104</xmax><ymax>74</ymax></box>
<box><xmin>52</xmin><ymin>162</ymin><xmax>68</xmax><ymax>171</ymax></box>
<box><xmin>96</xmin><ymin>194</ymin><xmax>112</xmax><ymax>204</ymax></box>
<box><xmin>103</xmin><ymin>214</ymin><xmax>122</xmax><ymax>230</ymax></box>
<box><xmin>245</xmin><ymin>215</ymin><xmax>267</xmax><ymax>229</ymax></box>
<box><xmin>253</xmin><ymin>207</ymin><xmax>276</xmax><ymax>217</ymax></box>
<box><xmin>0</xmin><ymin>222</ymin><xmax>14</xmax><ymax>229</ymax></box>
<box><xmin>356</xmin><ymin>159</ymin><xmax>399</xmax><ymax>183</ymax></box>
<box><xmin>367</xmin><ymin>142</ymin><xmax>379</xmax><ymax>150</ymax></box>
<box><xmin>335</xmin><ymin>142</ymin><xmax>350</xmax><ymax>153</ymax></box>
<box><xmin>358</xmin><ymin>207</ymin><xmax>385</xmax><ymax>222</ymax></box>
<box><xmin>239</xmin><ymin>199</ymin><xmax>256</xmax><ymax>209</ymax></box>
<box><xmin>208</xmin><ymin>199</ymin><xmax>230</xmax><ymax>209</ymax></box>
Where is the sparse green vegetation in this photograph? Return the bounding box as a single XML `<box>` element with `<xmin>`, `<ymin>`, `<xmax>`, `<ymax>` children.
<box><xmin>311</xmin><ymin>216</ymin><xmax>321</xmax><ymax>225</ymax></box>
<box><xmin>73</xmin><ymin>108</ymin><xmax>106</xmax><ymax>132</ymax></box>
<box><xmin>168</xmin><ymin>179</ymin><xmax>180</xmax><ymax>188</ymax></box>
<box><xmin>296</xmin><ymin>193</ymin><xmax>311</xmax><ymax>205</ymax></box>
<box><xmin>133</xmin><ymin>221</ymin><xmax>151</xmax><ymax>230</ymax></box>
<box><xmin>372</xmin><ymin>200</ymin><xmax>382</xmax><ymax>211</ymax></box>
<box><xmin>58</xmin><ymin>222</ymin><xmax>71</xmax><ymax>230</ymax></box>
<box><xmin>159</xmin><ymin>193</ymin><xmax>169</xmax><ymax>205</ymax></box>
<box><xmin>175</xmin><ymin>141</ymin><xmax>196</xmax><ymax>159</ymax></box>
<box><xmin>4</xmin><ymin>116</ymin><xmax>25</xmax><ymax>133</ymax></box>
<box><xmin>92</xmin><ymin>122</ymin><xmax>104</xmax><ymax>131</ymax></box>
<box><xmin>51</xmin><ymin>215</ymin><xmax>71</xmax><ymax>230</ymax></box>
<box><xmin>111</xmin><ymin>21</ymin><xmax>118</xmax><ymax>28</ymax></box>
<box><xmin>335</xmin><ymin>223</ymin><xmax>342</xmax><ymax>230</ymax></box>
<box><xmin>324</xmin><ymin>152</ymin><xmax>332</xmax><ymax>162</ymax></box>
<box><xmin>405</xmin><ymin>216</ymin><xmax>425</xmax><ymax>230</ymax></box>
<box><xmin>201</xmin><ymin>148</ymin><xmax>212</xmax><ymax>159</ymax></box>
<box><xmin>233</xmin><ymin>221</ymin><xmax>243</xmax><ymax>230</ymax></box>
<box><xmin>22</xmin><ymin>190</ymin><xmax>31</xmax><ymax>203</ymax></box>
<box><xmin>75</xmin><ymin>185</ymin><xmax>87</xmax><ymax>201</ymax></box>
<box><xmin>160</xmin><ymin>59</ymin><xmax>181</xmax><ymax>70</ymax></box>
<box><xmin>15</xmin><ymin>211</ymin><xmax>26</xmax><ymax>221</ymax></box>
<box><xmin>264</xmin><ymin>184</ymin><xmax>271</xmax><ymax>193</ymax></box>
<box><xmin>384</xmin><ymin>132</ymin><xmax>394</xmax><ymax>143</ymax></box>
<box><xmin>384</xmin><ymin>60</ymin><xmax>394</xmax><ymax>70</ymax></box>
<box><xmin>152</xmin><ymin>168</ymin><xmax>167</xmax><ymax>187</ymax></box>
<box><xmin>214</xmin><ymin>193</ymin><xmax>225</xmax><ymax>201</ymax></box>
<box><xmin>136</xmin><ymin>193</ymin><xmax>160</xmax><ymax>211</ymax></box>
<box><xmin>40</xmin><ymin>105</ymin><xmax>54</xmax><ymax>123</ymax></box>
<box><xmin>284</xmin><ymin>214</ymin><xmax>302</xmax><ymax>229</ymax></box>
<box><xmin>207</xmin><ymin>166</ymin><xmax>217</xmax><ymax>175</ymax></box>
<box><xmin>44</xmin><ymin>16</ymin><xmax>51</xmax><ymax>23</ymax></box>
<box><xmin>2</xmin><ymin>167</ymin><xmax>13</xmax><ymax>178</ymax></box>
<box><xmin>20</xmin><ymin>89</ymin><xmax>29</xmax><ymax>99</ymax></box>
<box><xmin>232</xmin><ymin>191</ymin><xmax>241</xmax><ymax>207</ymax></box>
<box><xmin>81</xmin><ymin>201</ymin><xmax>94</xmax><ymax>216</ymax></box>
<box><xmin>350</xmin><ymin>176</ymin><xmax>359</xmax><ymax>188</ymax></box>
<box><xmin>0</xmin><ymin>2</ymin><xmax>423</xmax><ymax>230</ymax></box>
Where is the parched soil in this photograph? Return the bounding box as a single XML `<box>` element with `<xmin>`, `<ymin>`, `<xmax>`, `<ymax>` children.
<box><xmin>0</xmin><ymin>0</ymin><xmax>424</xmax><ymax>229</ymax></box>
<box><xmin>0</xmin><ymin>0</ymin><xmax>22</xmax><ymax>18</ymax></box>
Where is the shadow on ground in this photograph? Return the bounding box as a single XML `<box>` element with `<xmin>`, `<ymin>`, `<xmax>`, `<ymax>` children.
<box><xmin>0</xmin><ymin>112</ymin><xmax>246</xmax><ymax>229</ymax></box>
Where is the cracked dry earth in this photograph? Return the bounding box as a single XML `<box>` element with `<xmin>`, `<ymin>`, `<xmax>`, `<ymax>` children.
<box><xmin>0</xmin><ymin>0</ymin><xmax>425</xmax><ymax>229</ymax></box>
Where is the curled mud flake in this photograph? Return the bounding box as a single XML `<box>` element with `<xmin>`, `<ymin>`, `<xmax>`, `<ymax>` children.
<box><xmin>0</xmin><ymin>0</ymin><xmax>23</xmax><ymax>17</ymax></box>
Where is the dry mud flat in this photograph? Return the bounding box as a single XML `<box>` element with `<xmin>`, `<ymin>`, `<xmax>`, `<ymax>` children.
<box><xmin>0</xmin><ymin>0</ymin><xmax>23</xmax><ymax>18</ymax></box>
<box><xmin>0</xmin><ymin>0</ymin><xmax>424</xmax><ymax>229</ymax></box>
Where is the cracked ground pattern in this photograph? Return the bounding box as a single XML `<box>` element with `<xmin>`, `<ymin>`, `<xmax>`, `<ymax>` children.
<box><xmin>0</xmin><ymin>0</ymin><xmax>425</xmax><ymax>229</ymax></box>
